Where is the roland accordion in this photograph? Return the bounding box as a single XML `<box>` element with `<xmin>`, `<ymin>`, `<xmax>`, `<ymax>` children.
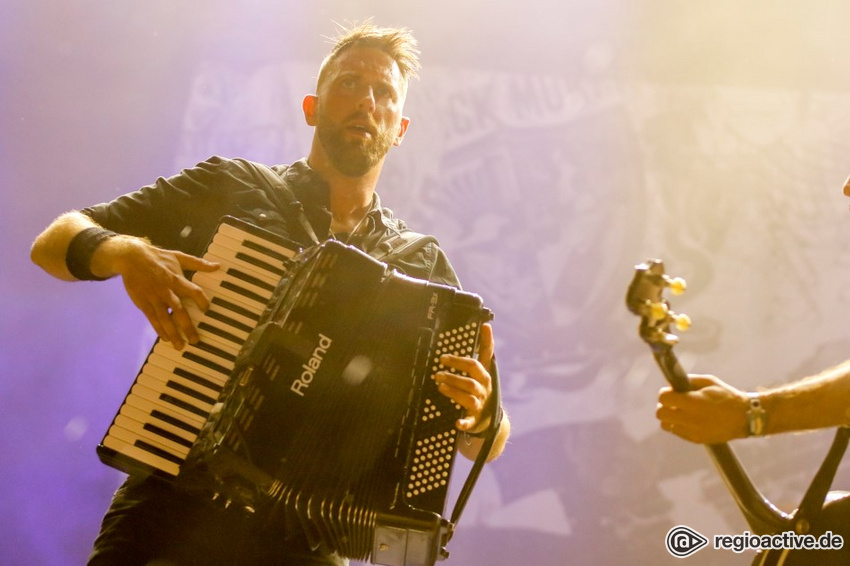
<box><xmin>97</xmin><ymin>216</ymin><xmax>495</xmax><ymax>566</ymax></box>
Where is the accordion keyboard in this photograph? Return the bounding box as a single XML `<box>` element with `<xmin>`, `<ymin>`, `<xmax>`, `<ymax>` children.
<box><xmin>97</xmin><ymin>217</ymin><xmax>299</xmax><ymax>478</ymax></box>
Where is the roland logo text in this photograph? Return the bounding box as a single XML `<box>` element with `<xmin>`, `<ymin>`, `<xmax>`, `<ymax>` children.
<box><xmin>290</xmin><ymin>333</ymin><xmax>332</xmax><ymax>397</ymax></box>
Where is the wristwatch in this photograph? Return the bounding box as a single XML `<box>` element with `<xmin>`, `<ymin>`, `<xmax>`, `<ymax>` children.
<box><xmin>746</xmin><ymin>392</ymin><xmax>767</xmax><ymax>437</ymax></box>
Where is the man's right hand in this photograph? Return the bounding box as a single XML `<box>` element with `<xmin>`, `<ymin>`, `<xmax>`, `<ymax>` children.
<box><xmin>31</xmin><ymin>211</ymin><xmax>220</xmax><ymax>349</ymax></box>
<box><xmin>656</xmin><ymin>374</ymin><xmax>750</xmax><ymax>444</ymax></box>
<box><xmin>93</xmin><ymin>236</ymin><xmax>220</xmax><ymax>349</ymax></box>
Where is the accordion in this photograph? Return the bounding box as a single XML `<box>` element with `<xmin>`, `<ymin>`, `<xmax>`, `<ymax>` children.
<box><xmin>97</xmin><ymin>217</ymin><xmax>494</xmax><ymax>566</ymax></box>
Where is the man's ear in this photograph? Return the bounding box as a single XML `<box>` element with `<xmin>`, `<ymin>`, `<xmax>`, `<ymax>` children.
<box><xmin>394</xmin><ymin>117</ymin><xmax>411</xmax><ymax>147</ymax></box>
<box><xmin>303</xmin><ymin>95</ymin><xmax>318</xmax><ymax>126</ymax></box>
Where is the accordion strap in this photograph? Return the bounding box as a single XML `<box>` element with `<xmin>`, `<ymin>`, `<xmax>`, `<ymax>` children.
<box><xmin>448</xmin><ymin>356</ymin><xmax>503</xmax><ymax>533</ymax></box>
<box><xmin>371</xmin><ymin>231</ymin><xmax>439</xmax><ymax>263</ymax></box>
<box><xmin>246</xmin><ymin>160</ymin><xmax>321</xmax><ymax>246</ymax></box>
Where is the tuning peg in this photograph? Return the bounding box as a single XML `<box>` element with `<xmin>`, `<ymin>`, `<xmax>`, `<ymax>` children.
<box><xmin>672</xmin><ymin>312</ymin><xmax>691</xmax><ymax>332</ymax></box>
<box><xmin>664</xmin><ymin>276</ymin><xmax>687</xmax><ymax>296</ymax></box>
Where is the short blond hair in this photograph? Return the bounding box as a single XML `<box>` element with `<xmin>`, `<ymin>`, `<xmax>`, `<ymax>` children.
<box><xmin>317</xmin><ymin>21</ymin><xmax>421</xmax><ymax>91</ymax></box>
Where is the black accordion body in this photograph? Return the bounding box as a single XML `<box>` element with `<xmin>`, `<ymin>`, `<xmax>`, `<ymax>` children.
<box><xmin>97</xmin><ymin>217</ymin><xmax>494</xmax><ymax>566</ymax></box>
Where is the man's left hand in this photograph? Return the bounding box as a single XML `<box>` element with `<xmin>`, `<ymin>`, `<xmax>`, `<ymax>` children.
<box><xmin>435</xmin><ymin>322</ymin><xmax>495</xmax><ymax>433</ymax></box>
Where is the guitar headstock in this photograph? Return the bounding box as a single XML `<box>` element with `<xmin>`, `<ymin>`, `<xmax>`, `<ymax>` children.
<box><xmin>625</xmin><ymin>259</ymin><xmax>691</xmax><ymax>351</ymax></box>
<box><xmin>626</xmin><ymin>261</ymin><xmax>798</xmax><ymax>535</ymax></box>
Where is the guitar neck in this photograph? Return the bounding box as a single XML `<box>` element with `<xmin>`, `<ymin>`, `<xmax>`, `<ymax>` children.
<box><xmin>652</xmin><ymin>347</ymin><xmax>793</xmax><ymax>535</ymax></box>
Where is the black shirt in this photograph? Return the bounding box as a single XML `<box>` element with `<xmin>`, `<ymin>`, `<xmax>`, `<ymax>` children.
<box><xmin>82</xmin><ymin>156</ymin><xmax>459</xmax><ymax>287</ymax></box>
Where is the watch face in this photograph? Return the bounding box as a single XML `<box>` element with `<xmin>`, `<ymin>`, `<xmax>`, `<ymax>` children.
<box><xmin>747</xmin><ymin>395</ymin><xmax>766</xmax><ymax>437</ymax></box>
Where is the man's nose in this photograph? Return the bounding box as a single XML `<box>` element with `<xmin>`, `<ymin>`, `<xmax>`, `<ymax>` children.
<box><xmin>357</xmin><ymin>87</ymin><xmax>376</xmax><ymax>112</ymax></box>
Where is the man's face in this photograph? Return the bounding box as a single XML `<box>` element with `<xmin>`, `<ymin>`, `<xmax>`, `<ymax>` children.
<box><xmin>312</xmin><ymin>46</ymin><xmax>409</xmax><ymax>177</ymax></box>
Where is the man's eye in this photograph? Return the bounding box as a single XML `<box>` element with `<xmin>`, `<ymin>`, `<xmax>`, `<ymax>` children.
<box><xmin>341</xmin><ymin>79</ymin><xmax>356</xmax><ymax>89</ymax></box>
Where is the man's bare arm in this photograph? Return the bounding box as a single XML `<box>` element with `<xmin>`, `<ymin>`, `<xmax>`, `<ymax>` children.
<box><xmin>31</xmin><ymin>211</ymin><xmax>102</xmax><ymax>280</ymax></box>
<box><xmin>31</xmin><ymin>211</ymin><xmax>219</xmax><ymax>348</ymax></box>
<box><xmin>656</xmin><ymin>360</ymin><xmax>850</xmax><ymax>444</ymax></box>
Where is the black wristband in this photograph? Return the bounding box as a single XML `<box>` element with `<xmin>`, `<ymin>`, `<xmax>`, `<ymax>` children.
<box><xmin>65</xmin><ymin>227</ymin><xmax>118</xmax><ymax>281</ymax></box>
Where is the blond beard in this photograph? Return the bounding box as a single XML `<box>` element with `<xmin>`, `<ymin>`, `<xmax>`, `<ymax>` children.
<box><xmin>316</xmin><ymin>114</ymin><xmax>396</xmax><ymax>177</ymax></box>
